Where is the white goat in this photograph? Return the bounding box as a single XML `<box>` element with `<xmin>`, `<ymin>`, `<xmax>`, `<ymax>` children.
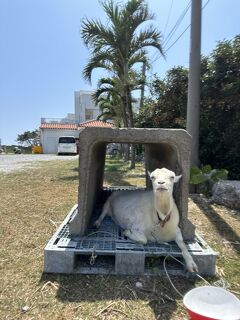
<box><xmin>95</xmin><ymin>168</ymin><xmax>198</xmax><ymax>272</ymax></box>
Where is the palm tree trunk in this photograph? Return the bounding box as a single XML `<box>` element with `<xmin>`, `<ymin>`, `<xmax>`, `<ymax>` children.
<box><xmin>126</xmin><ymin>85</ymin><xmax>136</xmax><ymax>169</ymax></box>
<box><xmin>120</xmin><ymin>100</ymin><xmax>128</xmax><ymax>128</ymax></box>
<box><xmin>120</xmin><ymin>95</ymin><xmax>130</xmax><ymax>161</ymax></box>
<box><xmin>140</xmin><ymin>61</ymin><xmax>146</xmax><ymax>109</ymax></box>
<box><xmin>124</xmin><ymin>144</ymin><xmax>130</xmax><ymax>162</ymax></box>
<box><xmin>129</xmin><ymin>144</ymin><xmax>136</xmax><ymax>169</ymax></box>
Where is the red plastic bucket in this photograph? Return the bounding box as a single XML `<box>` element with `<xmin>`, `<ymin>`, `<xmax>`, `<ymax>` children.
<box><xmin>183</xmin><ymin>286</ymin><xmax>240</xmax><ymax>320</ymax></box>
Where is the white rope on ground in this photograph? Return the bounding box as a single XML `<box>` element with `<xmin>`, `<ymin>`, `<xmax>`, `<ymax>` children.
<box><xmin>163</xmin><ymin>254</ymin><xmax>230</xmax><ymax>298</ymax></box>
<box><xmin>163</xmin><ymin>255</ymin><xmax>184</xmax><ymax>297</ymax></box>
<box><xmin>86</xmin><ymin>231</ymin><xmax>230</xmax><ymax>291</ymax></box>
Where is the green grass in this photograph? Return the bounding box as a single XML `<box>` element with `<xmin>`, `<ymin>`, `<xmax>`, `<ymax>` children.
<box><xmin>0</xmin><ymin>158</ymin><xmax>239</xmax><ymax>320</ymax></box>
<box><xmin>104</xmin><ymin>156</ymin><xmax>146</xmax><ymax>187</ymax></box>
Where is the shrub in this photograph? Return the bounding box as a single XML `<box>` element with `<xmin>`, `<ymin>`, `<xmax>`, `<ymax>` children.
<box><xmin>190</xmin><ymin>165</ymin><xmax>228</xmax><ymax>195</ymax></box>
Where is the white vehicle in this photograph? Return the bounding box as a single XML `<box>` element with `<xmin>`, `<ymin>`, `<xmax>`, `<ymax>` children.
<box><xmin>57</xmin><ymin>136</ymin><xmax>77</xmax><ymax>155</ymax></box>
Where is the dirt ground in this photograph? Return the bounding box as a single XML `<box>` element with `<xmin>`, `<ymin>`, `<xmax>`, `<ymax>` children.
<box><xmin>0</xmin><ymin>154</ymin><xmax>78</xmax><ymax>173</ymax></box>
<box><xmin>0</xmin><ymin>158</ymin><xmax>239</xmax><ymax>320</ymax></box>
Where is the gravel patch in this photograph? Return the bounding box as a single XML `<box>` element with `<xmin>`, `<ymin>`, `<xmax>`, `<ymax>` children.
<box><xmin>0</xmin><ymin>154</ymin><xmax>78</xmax><ymax>173</ymax></box>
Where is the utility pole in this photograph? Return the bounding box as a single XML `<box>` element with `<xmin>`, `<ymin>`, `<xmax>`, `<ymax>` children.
<box><xmin>187</xmin><ymin>0</ymin><xmax>202</xmax><ymax>167</ymax></box>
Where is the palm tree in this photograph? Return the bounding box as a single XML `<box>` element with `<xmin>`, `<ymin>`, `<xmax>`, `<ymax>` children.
<box><xmin>81</xmin><ymin>0</ymin><xmax>164</xmax><ymax>129</ymax></box>
<box><xmin>97</xmin><ymin>96</ymin><xmax>122</xmax><ymax>127</ymax></box>
<box><xmin>92</xmin><ymin>77</ymin><xmax>127</xmax><ymax>127</ymax></box>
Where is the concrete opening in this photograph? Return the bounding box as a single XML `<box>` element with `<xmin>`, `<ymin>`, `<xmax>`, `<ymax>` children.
<box><xmin>103</xmin><ymin>143</ymin><xmax>146</xmax><ymax>188</ymax></box>
<box><xmin>68</xmin><ymin>127</ymin><xmax>195</xmax><ymax>240</ymax></box>
<box><xmin>102</xmin><ymin>142</ymin><xmax>182</xmax><ymax>219</ymax></box>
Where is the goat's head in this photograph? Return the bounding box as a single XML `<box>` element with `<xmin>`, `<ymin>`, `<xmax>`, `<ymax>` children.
<box><xmin>148</xmin><ymin>168</ymin><xmax>182</xmax><ymax>194</ymax></box>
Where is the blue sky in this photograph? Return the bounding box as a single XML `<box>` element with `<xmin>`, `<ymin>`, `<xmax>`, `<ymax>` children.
<box><xmin>0</xmin><ymin>0</ymin><xmax>239</xmax><ymax>145</ymax></box>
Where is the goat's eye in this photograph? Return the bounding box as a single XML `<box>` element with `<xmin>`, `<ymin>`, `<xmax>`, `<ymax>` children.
<box><xmin>150</xmin><ymin>176</ymin><xmax>155</xmax><ymax>180</ymax></box>
<box><xmin>170</xmin><ymin>176</ymin><xmax>174</xmax><ymax>180</ymax></box>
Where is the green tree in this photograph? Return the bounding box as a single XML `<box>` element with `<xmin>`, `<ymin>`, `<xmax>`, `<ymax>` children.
<box><xmin>82</xmin><ymin>1</ymin><xmax>162</xmax><ymax>116</ymax></box>
<box><xmin>93</xmin><ymin>75</ymin><xmax>142</xmax><ymax>160</ymax></box>
<box><xmin>92</xmin><ymin>77</ymin><xmax>127</xmax><ymax>127</ymax></box>
<box><xmin>136</xmin><ymin>66</ymin><xmax>188</xmax><ymax>128</ymax></box>
<box><xmin>17</xmin><ymin>130</ymin><xmax>40</xmax><ymax>147</ymax></box>
<box><xmin>81</xmin><ymin>0</ymin><xmax>163</xmax><ymax>168</ymax></box>
<box><xmin>137</xmin><ymin>35</ymin><xmax>240</xmax><ymax>179</ymax></box>
<box><xmin>200</xmin><ymin>35</ymin><xmax>240</xmax><ymax>178</ymax></box>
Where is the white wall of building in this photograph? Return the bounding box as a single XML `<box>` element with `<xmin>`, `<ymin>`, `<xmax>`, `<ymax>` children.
<box><xmin>40</xmin><ymin>129</ymin><xmax>79</xmax><ymax>154</ymax></box>
<box><xmin>40</xmin><ymin>90</ymin><xmax>103</xmax><ymax>154</ymax></box>
<box><xmin>74</xmin><ymin>90</ymin><xmax>100</xmax><ymax>123</ymax></box>
<box><xmin>62</xmin><ymin>113</ymin><xmax>76</xmax><ymax>123</ymax></box>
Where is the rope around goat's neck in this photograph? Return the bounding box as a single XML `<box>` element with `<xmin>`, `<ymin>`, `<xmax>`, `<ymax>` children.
<box><xmin>155</xmin><ymin>209</ymin><xmax>172</xmax><ymax>227</ymax></box>
<box><xmin>154</xmin><ymin>191</ymin><xmax>173</xmax><ymax>221</ymax></box>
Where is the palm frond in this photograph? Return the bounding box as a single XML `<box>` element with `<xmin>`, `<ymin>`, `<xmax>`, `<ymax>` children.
<box><xmin>128</xmin><ymin>50</ymin><xmax>147</xmax><ymax>68</ymax></box>
<box><xmin>101</xmin><ymin>0</ymin><xmax>119</xmax><ymax>27</ymax></box>
<box><xmin>97</xmin><ymin>77</ymin><xmax>117</xmax><ymax>88</ymax></box>
<box><xmin>82</xmin><ymin>51</ymin><xmax>115</xmax><ymax>82</ymax></box>
<box><xmin>122</xmin><ymin>0</ymin><xmax>154</xmax><ymax>38</ymax></box>
<box><xmin>131</xmin><ymin>25</ymin><xmax>164</xmax><ymax>57</ymax></box>
<box><xmin>92</xmin><ymin>86</ymin><xmax>119</xmax><ymax>104</ymax></box>
<box><xmin>81</xmin><ymin>18</ymin><xmax>116</xmax><ymax>50</ymax></box>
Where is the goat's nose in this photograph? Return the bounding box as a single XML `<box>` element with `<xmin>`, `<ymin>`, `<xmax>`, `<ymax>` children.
<box><xmin>157</xmin><ymin>181</ymin><xmax>164</xmax><ymax>185</ymax></box>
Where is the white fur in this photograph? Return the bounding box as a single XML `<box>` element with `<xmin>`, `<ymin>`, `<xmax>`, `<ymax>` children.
<box><xmin>95</xmin><ymin>168</ymin><xmax>198</xmax><ymax>272</ymax></box>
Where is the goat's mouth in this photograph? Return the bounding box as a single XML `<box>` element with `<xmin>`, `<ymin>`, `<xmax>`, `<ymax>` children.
<box><xmin>156</xmin><ymin>186</ymin><xmax>168</xmax><ymax>192</ymax></box>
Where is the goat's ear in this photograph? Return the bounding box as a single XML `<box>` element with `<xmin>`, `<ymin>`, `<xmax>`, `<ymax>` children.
<box><xmin>147</xmin><ymin>170</ymin><xmax>152</xmax><ymax>178</ymax></box>
<box><xmin>174</xmin><ymin>175</ymin><xmax>182</xmax><ymax>183</ymax></box>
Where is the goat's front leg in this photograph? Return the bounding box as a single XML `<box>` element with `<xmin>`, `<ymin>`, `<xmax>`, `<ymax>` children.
<box><xmin>124</xmin><ymin>229</ymin><xmax>147</xmax><ymax>244</ymax></box>
<box><xmin>94</xmin><ymin>201</ymin><xmax>110</xmax><ymax>228</ymax></box>
<box><xmin>175</xmin><ymin>227</ymin><xmax>198</xmax><ymax>272</ymax></box>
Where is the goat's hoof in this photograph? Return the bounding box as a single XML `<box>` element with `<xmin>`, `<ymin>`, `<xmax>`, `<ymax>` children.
<box><xmin>187</xmin><ymin>260</ymin><xmax>198</xmax><ymax>273</ymax></box>
<box><xmin>123</xmin><ymin>229</ymin><xmax>131</xmax><ymax>237</ymax></box>
<box><xmin>94</xmin><ymin>220</ymin><xmax>101</xmax><ymax>229</ymax></box>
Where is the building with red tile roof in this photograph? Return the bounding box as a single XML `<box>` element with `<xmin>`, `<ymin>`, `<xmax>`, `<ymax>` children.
<box><xmin>78</xmin><ymin>120</ymin><xmax>113</xmax><ymax>128</ymax></box>
<box><xmin>40</xmin><ymin>119</ymin><xmax>114</xmax><ymax>154</ymax></box>
<box><xmin>39</xmin><ymin>89</ymin><xmax>115</xmax><ymax>153</ymax></box>
<box><xmin>40</xmin><ymin>123</ymin><xmax>78</xmax><ymax>130</ymax></box>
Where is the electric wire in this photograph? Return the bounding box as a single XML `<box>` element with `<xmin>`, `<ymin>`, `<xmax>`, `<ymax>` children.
<box><xmin>151</xmin><ymin>0</ymin><xmax>211</xmax><ymax>64</ymax></box>
<box><xmin>165</xmin><ymin>24</ymin><xmax>190</xmax><ymax>53</ymax></box>
<box><xmin>163</xmin><ymin>0</ymin><xmax>174</xmax><ymax>38</ymax></box>
<box><xmin>163</xmin><ymin>1</ymin><xmax>191</xmax><ymax>47</ymax></box>
<box><xmin>150</xmin><ymin>0</ymin><xmax>174</xmax><ymax>63</ymax></box>
<box><xmin>151</xmin><ymin>1</ymin><xmax>191</xmax><ymax>65</ymax></box>
<box><xmin>165</xmin><ymin>0</ymin><xmax>211</xmax><ymax>53</ymax></box>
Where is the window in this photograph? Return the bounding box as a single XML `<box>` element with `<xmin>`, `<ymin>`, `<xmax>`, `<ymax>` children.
<box><xmin>59</xmin><ymin>137</ymin><xmax>76</xmax><ymax>144</ymax></box>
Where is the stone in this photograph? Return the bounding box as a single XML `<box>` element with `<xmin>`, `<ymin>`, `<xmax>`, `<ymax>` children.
<box><xmin>211</xmin><ymin>180</ymin><xmax>240</xmax><ymax>210</ymax></box>
<box><xmin>21</xmin><ymin>306</ymin><xmax>30</xmax><ymax>313</ymax></box>
<box><xmin>135</xmin><ymin>281</ymin><xmax>143</xmax><ymax>288</ymax></box>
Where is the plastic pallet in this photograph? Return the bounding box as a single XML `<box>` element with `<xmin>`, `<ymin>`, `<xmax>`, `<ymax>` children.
<box><xmin>44</xmin><ymin>204</ymin><xmax>217</xmax><ymax>276</ymax></box>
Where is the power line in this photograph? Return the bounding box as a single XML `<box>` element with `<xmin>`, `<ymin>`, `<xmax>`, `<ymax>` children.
<box><xmin>150</xmin><ymin>0</ymin><xmax>210</xmax><ymax>65</ymax></box>
<box><xmin>150</xmin><ymin>0</ymin><xmax>174</xmax><ymax>64</ymax></box>
<box><xmin>163</xmin><ymin>0</ymin><xmax>174</xmax><ymax>38</ymax></box>
<box><xmin>150</xmin><ymin>2</ymin><xmax>191</xmax><ymax>64</ymax></box>
<box><xmin>165</xmin><ymin>0</ymin><xmax>210</xmax><ymax>53</ymax></box>
<box><xmin>163</xmin><ymin>1</ymin><xmax>191</xmax><ymax>47</ymax></box>
<box><xmin>202</xmin><ymin>0</ymin><xmax>210</xmax><ymax>10</ymax></box>
<box><xmin>165</xmin><ymin>25</ymin><xmax>190</xmax><ymax>53</ymax></box>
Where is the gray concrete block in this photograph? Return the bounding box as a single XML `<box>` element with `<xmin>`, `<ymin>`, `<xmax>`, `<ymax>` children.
<box><xmin>193</xmin><ymin>253</ymin><xmax>217</xmax><ymax>276</ymax></box>
<box><xmin>68</xmin><ymin>127</ymin><xmax>195</xmax><ymax>240</ymax></box>
<box><xmin>44</xmin><ymin>249</ymin><xmax>75</xmax><ymax>273</ymax></box>
<box><xmin>115</xmin><ymin>251</ymin><xmax>145</xmax><ymax>275</ymax></box>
